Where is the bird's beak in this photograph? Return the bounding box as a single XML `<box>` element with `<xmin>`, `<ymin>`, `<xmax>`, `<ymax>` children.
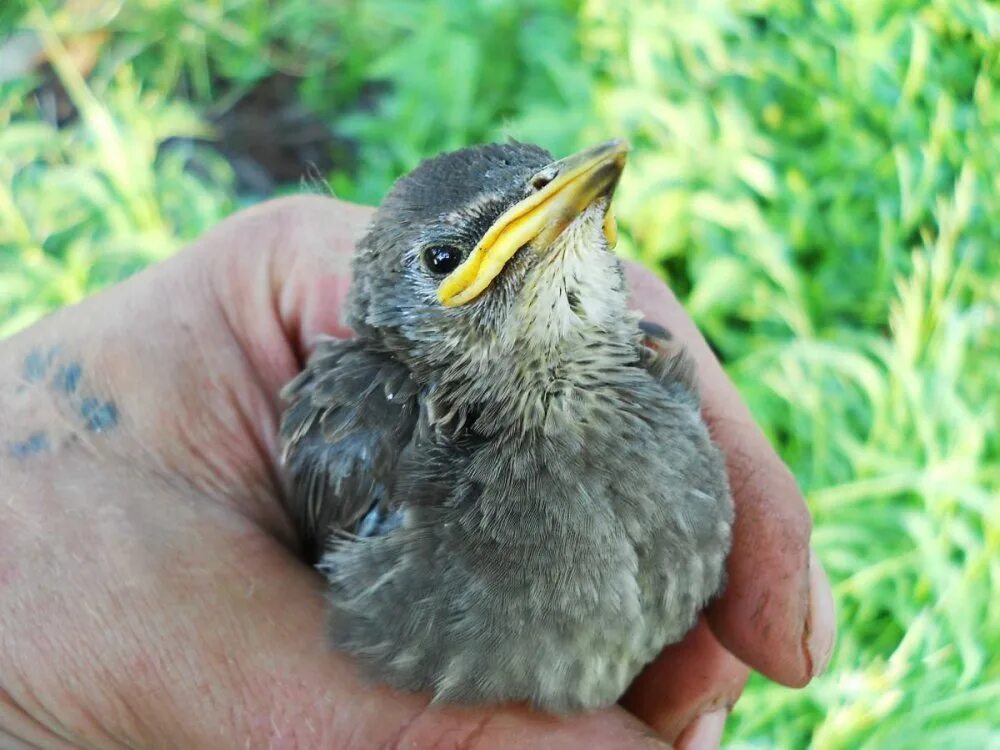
<box><xmin>437</xmin><ymin>139</ymin><xmax>629</xmax><ymax>307</ymax></box>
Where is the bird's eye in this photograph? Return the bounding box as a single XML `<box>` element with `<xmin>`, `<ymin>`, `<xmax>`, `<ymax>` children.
<box><xmin>422</xmin><ymin>245</ymin><xmax>464</xmax><ymax>275</ymax></box>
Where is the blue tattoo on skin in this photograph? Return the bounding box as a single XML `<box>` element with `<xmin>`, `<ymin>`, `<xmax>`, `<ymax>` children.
<box><xmin>22</xmin><ymin>350</ymin><xmax>47</xmax><ymax>382</ymax></box>
<box><xmin>16</xmin><ymin>348</ymin><xmax>120</xmax><ymax>440</ymax></box>
<box><xmin>52</xmin><ymin>363</ymin><xmax>82</xmax><ymax>394</ymax></box>
<box><xmin>81</xmin><ymin>398</ymin><xmax>119</xmax><ymax>432</ymax></box>
<box><xmin>9</xmin><ymin>432</ymin><xmax>49</xmax><ymax>458</ymax></box>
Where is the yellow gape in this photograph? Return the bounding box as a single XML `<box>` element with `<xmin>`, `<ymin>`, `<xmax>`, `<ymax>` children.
<box><xmin>437</xmin><ymin>140</ymin><xmax>628</xmax><ymax>307</ymax></box>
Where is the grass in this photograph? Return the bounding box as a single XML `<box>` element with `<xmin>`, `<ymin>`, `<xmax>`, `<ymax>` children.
<box><xmin>2</xmin><ymin>1</ymin><xmax>997</xmax><ymax>747</ymax></box>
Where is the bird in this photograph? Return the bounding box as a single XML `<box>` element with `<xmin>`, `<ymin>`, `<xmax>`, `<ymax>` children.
<box><xmin>278</xmin><ymin>139</ymin><xmax>734</xmax><ymax>713</ymax></box>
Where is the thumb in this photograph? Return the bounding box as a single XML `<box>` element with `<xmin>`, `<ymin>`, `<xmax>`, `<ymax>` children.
<box><xmin>201</xmin><ymin>195</ymin><xmax>368</xmax><ymax>401</ymax></box>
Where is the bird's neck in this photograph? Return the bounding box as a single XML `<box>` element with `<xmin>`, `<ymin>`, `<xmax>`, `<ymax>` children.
<box><xmin>426</xmin><ymin>315</ymin><xmax>642</xmax><ymax>435</ymax></box>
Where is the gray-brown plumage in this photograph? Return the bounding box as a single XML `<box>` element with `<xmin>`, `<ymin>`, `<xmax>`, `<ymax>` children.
<box><xmin>279</xmin><ymin>140</ymin><xmax>733</xmax><ymax>712</ymax></box>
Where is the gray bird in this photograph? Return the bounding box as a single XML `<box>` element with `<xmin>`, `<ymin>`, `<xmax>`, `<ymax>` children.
<box><xmin>279</xmin><ymin>139</ymin><xmax>733</xmax><ymax>712</ymax></box>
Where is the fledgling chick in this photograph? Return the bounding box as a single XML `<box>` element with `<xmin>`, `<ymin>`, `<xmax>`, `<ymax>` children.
<box><xmin>279</xmin><ymin>140</ymin><xmax>733</xmax><ymax>712</ymax></box>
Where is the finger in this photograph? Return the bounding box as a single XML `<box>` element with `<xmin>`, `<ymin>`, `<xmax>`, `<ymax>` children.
<box><xmin>624</xmin><ymin>262</ymin><xmax>836</xmax><ymax>687</ymax></box>
<box><xmin>622</xmin><ymin>618</ymin><xmax>748</xmax><ymax>744</ymax></box>
<box><xmin>675</xmin><ymin>709</ymin><xmax>728</xmax><ymax>750</ymax></box>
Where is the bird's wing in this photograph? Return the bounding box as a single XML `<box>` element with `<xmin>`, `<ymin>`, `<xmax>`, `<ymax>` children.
<box><xmin>279</xmin><ymin>338</ymin><xmax>420</xmax><ymax>561</ymax></box>
<box><xmin>636</xmin><ymin>319</ymin><xmax>701</xmax><ymax>406</ymax></box>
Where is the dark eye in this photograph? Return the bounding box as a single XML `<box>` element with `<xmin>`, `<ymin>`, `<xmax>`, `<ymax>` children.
<box><xmin>422</xmin><ymin>245</ymin><xmax>464</xmax><ymax>275</ymax></box>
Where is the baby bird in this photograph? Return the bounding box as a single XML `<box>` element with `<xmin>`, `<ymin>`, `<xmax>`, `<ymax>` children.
<box><xmin>279</xmin><ymin>140</ymin><xmax>733</xmax><ymax>712</ymax></box>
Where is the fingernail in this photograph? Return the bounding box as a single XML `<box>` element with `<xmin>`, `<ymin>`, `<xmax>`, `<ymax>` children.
<box><xmin>806</xmin><ymin>548</ymin><xmax>836</xmax><ymax>677</ymax></box>
<box><xmin>676</xmin><ymin>709</ymin><xmax>726</xmax><ymax>750</ymax></box>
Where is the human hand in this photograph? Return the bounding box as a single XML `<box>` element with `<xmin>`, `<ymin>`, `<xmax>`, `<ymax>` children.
<box><xmin>0</xmin><ymin>196</ymin><xmax>834</xmax><ymax>749</ymax></box>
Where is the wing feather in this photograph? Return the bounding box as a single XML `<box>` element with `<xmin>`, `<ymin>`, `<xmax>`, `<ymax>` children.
<box><xmin>279</xmin><ymin>338</ymin><xmax>420</xmax><ymax>561</ymax></box>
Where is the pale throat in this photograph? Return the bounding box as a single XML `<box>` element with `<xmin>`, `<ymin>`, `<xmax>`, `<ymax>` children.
<box><xmin>432</xmin><ymin>210</ymin><xmax>635</xmax><ymax>424</ymax></box>
<box><xmin>506</xmin><ymin>210</ymin><xmax>630</xmax><ymax>352</ymax></box>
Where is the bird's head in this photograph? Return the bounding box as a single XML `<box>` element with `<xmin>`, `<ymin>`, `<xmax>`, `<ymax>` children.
<box><xmin>348</xmin><ymin>139</ymin><xmax>632</xmax><ymax>383</ymax></box>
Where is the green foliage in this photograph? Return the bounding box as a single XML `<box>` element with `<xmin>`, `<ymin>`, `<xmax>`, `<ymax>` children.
<box><xmin>1</xmin><ymin>1</ymin><xmax>997</xmax><ymax>747</ymax></box>
<box><xmin>0</xmin><ymin>5</ymin><xmax>237</xmax><ymax>336</ymax></box>
<box><xmin>307</xmin><ymin>0</ymin><xmax>595</xmax><ymax>202</ymax></box>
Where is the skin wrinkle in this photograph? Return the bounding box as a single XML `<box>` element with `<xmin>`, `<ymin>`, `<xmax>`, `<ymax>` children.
<box><xmin>148</xmin><ymin>532</ymin><xmax>269</xmax><ymax>748</ymax></box>
<box><xmin>38</xmin><ymin>681</ymin><xmax>124</xmax><ymax>750</ymax></box>
<box><xmin>449</xmin><ymin>713</ymin><xmax>496</xmax><ymax>750</ymax></box>
<box><xmin>225</xmin><ymin>613</ymin><xmax>330</xmax><ymax>750</ymax></box>
<box><xmin>41</xmin><ymin>582</ymin><xmax>145</xmax><ymax>750</ymax></box>
<box><xmin>148</xmin><ymin>328</ymin><xmax>248</xmax><ymax>500</ymax></box>
<box><xmin>0</xmin><ymin>685</ymin><xmax>81</xmax><ymax>750</ymax></box>
<box><xmin>0</xmin><ymin>728</ymin><xmax>53</xmax><ymax>750</ymax></box>
<box><xmin>102</xmin><ymin>681</ymin><xmax>154</xmax><ymax>750</ymax></box>
<box><xmin>800</xmin><ymin>553</ymin><xmax>816</xmax><ymax>679</ymax></box>
<box><xmin>130</xmin><ymin>549</ymin><xmax>267</xmax><ymax>748</ymax></box>
<box><xmin>427</xmin><ymin>715</ymin><xmax>500</xmax><ymax>750</ymax></box>
<box><xmin>381</xmin><ymin>703</ymin><xmax>436</xmax><ymax>750</ymax></box>
<box><xmin>112</xmin><ymin>277</ymin><xmax>286</xmax><ymax>541</ymax></box>
<box><xmin>227</xmin><ymin>662</ymin><xmax>279</xmax><ymax>750</ymax></box>
<box><xmin>198</xmin><ymin>257</ymin><xmax>298</xmax><ymax>543</ymax></box>
<box><xmin>265</xmin><ymin>690</ymin><xmax>342</xmax><ymax>750</ymax></box>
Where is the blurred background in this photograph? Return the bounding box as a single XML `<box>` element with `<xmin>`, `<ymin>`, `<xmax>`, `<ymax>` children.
<box><xmin>1</xmin><ymin>0</ymin><xmax>997</xmax><ymax>746</ymax></box>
